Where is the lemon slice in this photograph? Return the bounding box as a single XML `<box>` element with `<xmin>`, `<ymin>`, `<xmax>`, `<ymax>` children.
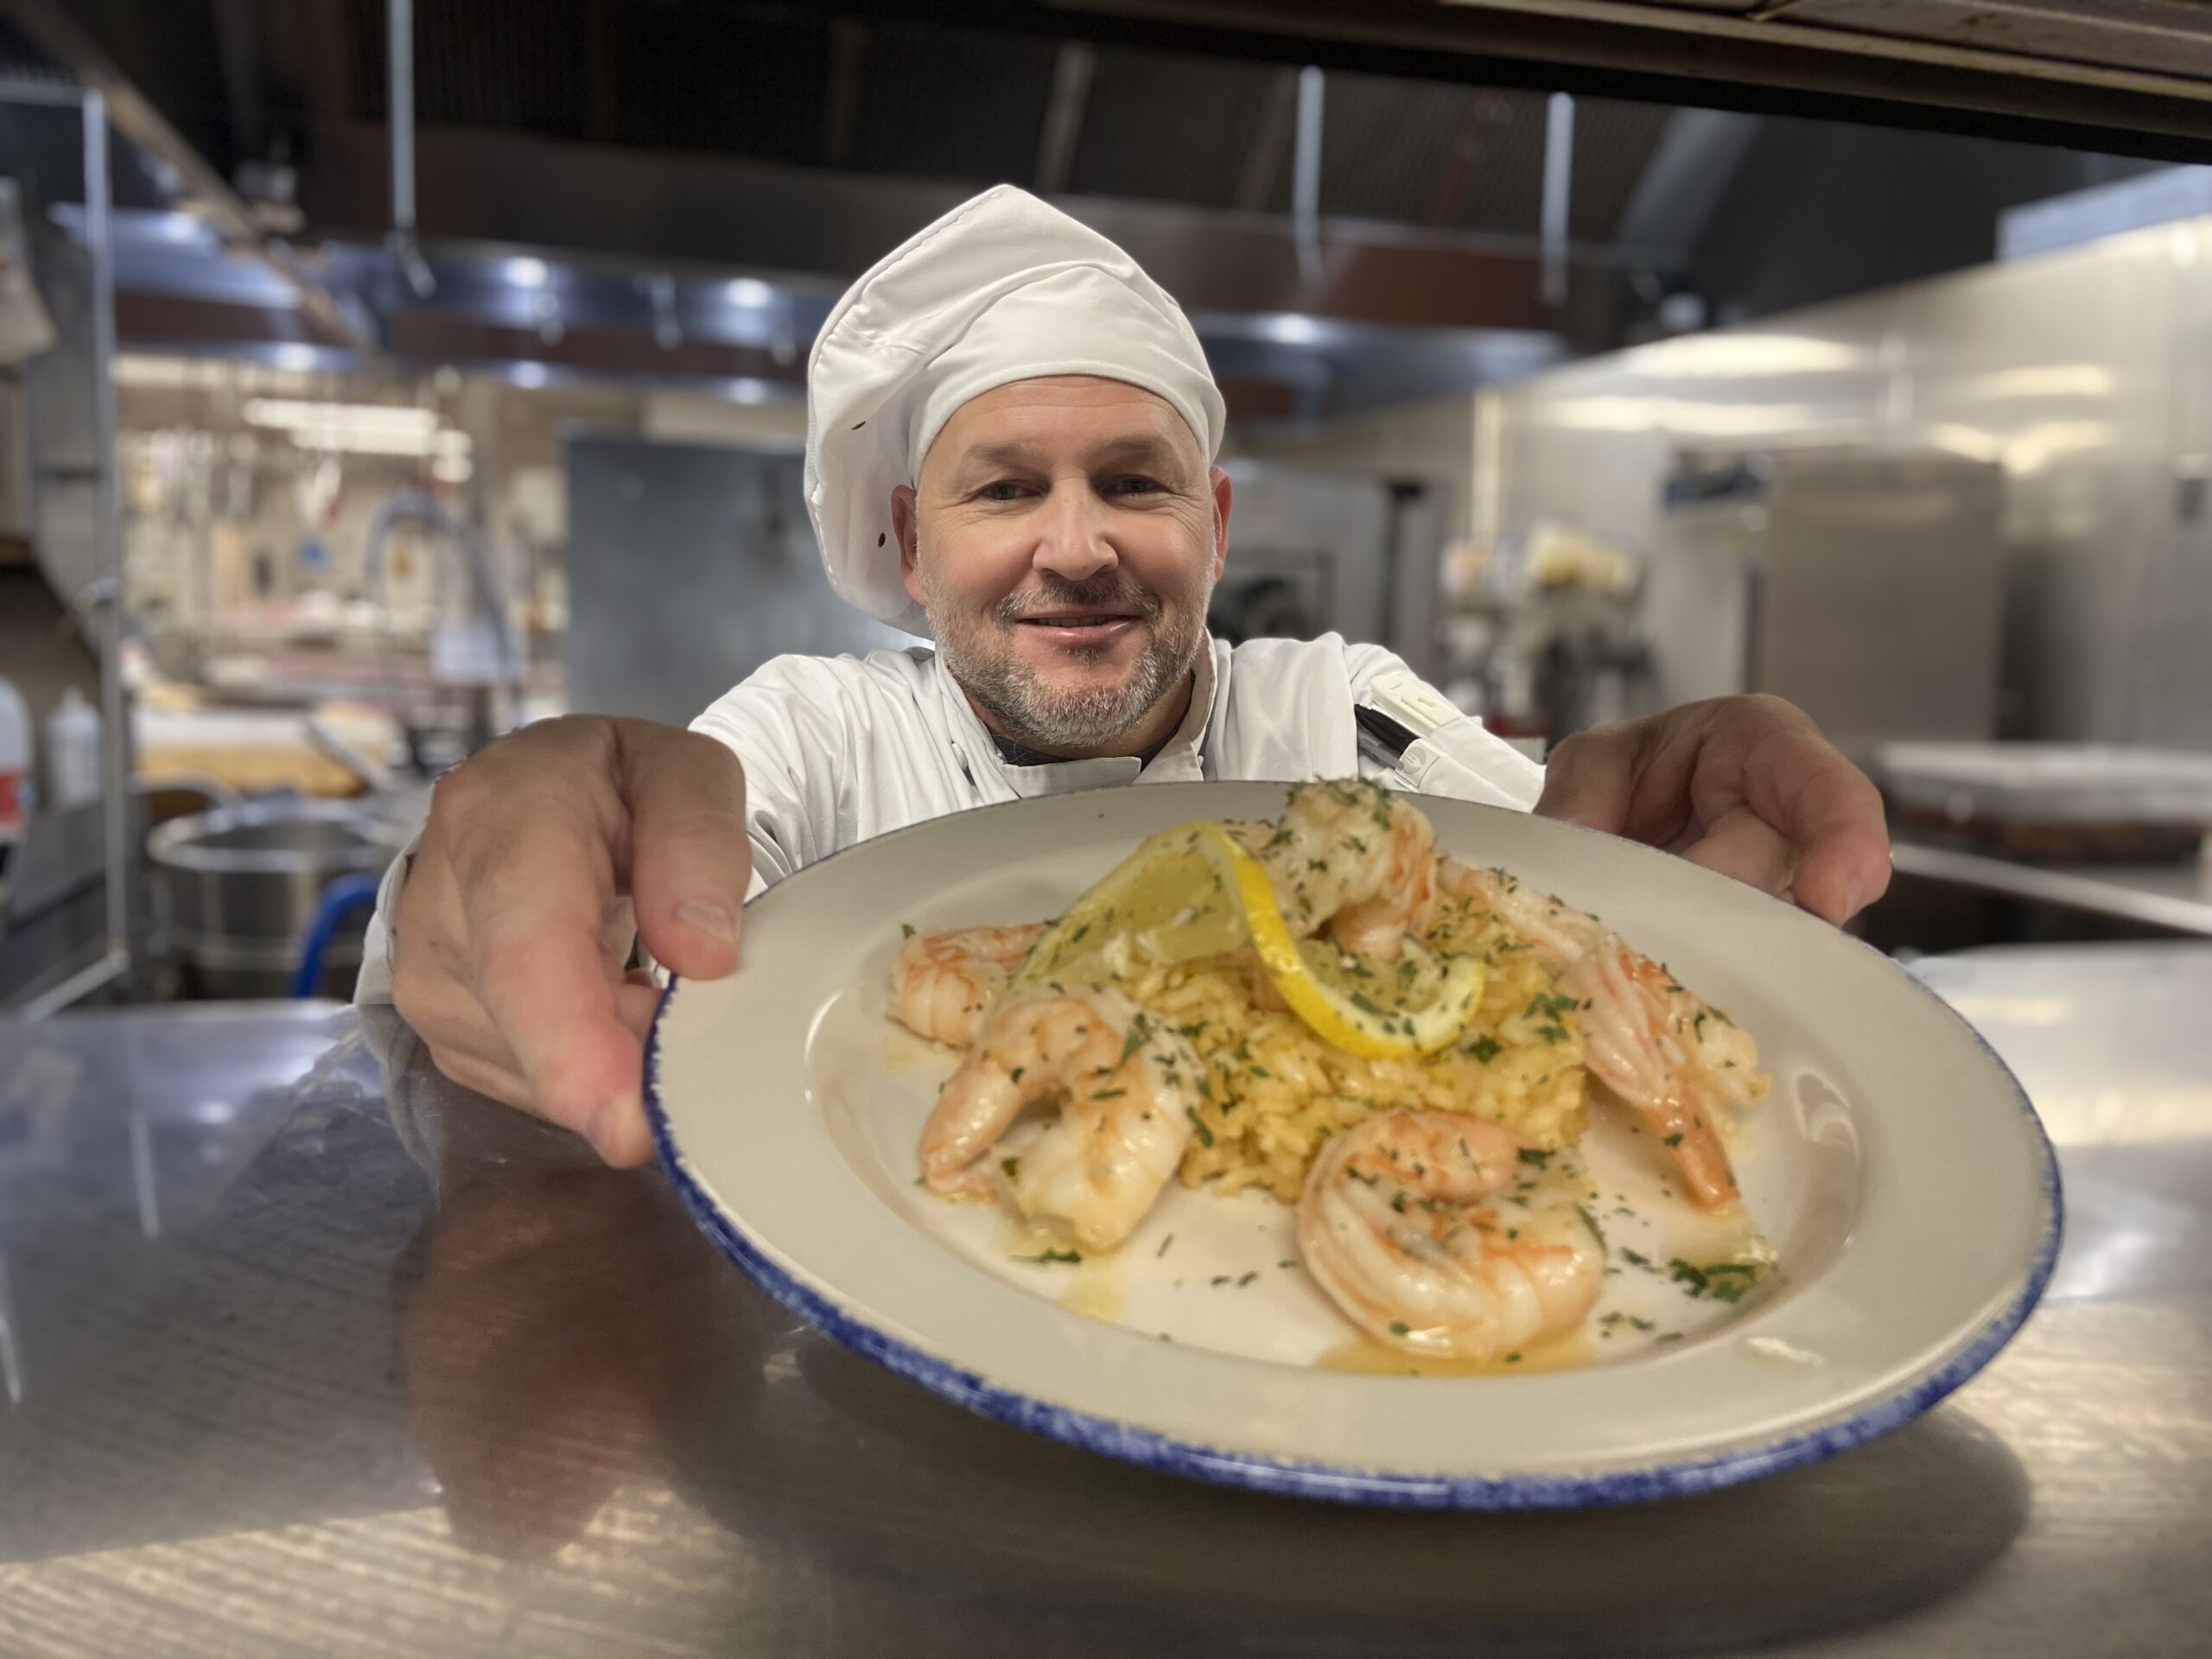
<box><xmin>1237</xmin><ymin>860</ymin><xmax>1486</xmax><ymax>1059</ymax></box>
<box><xmin>1013</xmin><ymin>819</ymin><xmax>1484</xmax><ymax>1060</ymax></box>
<box><xmin>1008</xmin><ymin>821</ymin><xmax>1256</xmax><ymax>992</ymax></box>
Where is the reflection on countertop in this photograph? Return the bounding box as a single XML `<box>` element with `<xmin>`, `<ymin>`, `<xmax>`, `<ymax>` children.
<box><xmin>1</xmin><ymin>948</ymin><xmax>2208</xmax><ymax>1656</ymax></box>
<box><xmin>1892</xmin><ymin>842</ymin><xmax>2212</xmax><ymax>939</ymax></box>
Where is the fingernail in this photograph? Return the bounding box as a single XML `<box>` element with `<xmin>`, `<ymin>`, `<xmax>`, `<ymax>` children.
<box><xmin>678</xmin><ymin>899</ymin><xmax>737</xmax><ymax>947</ymax></box>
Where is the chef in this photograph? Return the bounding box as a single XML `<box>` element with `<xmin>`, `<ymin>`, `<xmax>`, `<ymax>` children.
<box><xmin>357</xmin><ymin>185</ymin><xmax>1889</xmax><ymax>1166</ymax></box>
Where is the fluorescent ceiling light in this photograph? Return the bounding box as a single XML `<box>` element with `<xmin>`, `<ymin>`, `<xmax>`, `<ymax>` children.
<box><xmin>2003</xmin><ymin>420</ymin><xmax>2113</xmax><ymax>474</ymax></box>
<box><xmin>1624</xmin><ymin>334</ymin><xmax>1861</xmax><ymax>379</ymax></box>
<box><xmin>242</xmin><ymin>397</ymin><xmax>449</xmax><ymax>456</ymax></box>
<box><xmin>1955</xmin><ymin>365</ymin><xmax>2115</xmax><ymax>400</ymax></box>
<box><xmin>266</xmin><ymin>426</ymin><xmax>439</xmax><ymax>456</ymax></box>
<box><xmin>244</xmin><ymin>398</ymin><xmax>441</xmax><ymax>436</ymax></box>
<box><xmin>1539</xmin><ymin>394</ymin><xmax>1855</xmax><ymax>436</ymax></box>
<box><xmin>1256</xmin><ymin>313</ymin><xmax>1327</xmax><ymax>346</ymax></box>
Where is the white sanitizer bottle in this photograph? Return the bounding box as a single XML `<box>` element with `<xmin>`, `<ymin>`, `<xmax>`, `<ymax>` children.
<box><xmin>46</xmin><ymin>684</ymin><xmax>102</xmax><ymax>810</ymax></box>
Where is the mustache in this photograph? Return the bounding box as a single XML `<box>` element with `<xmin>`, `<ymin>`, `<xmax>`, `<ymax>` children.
<box><xmin>995</xmin><ymin>573</ymin><xmax>1163</xmax><ymax>626</ymax></box>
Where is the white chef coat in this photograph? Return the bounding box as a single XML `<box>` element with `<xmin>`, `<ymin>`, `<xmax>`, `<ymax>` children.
<box><xmin>353</xmin><ymin>632</ymin><xmax>1541</xmax><ymax>1006</ymax></box>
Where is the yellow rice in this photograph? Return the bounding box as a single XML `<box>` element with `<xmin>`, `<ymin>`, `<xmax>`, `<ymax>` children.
<box><xmin>1111</xmin><ymin>889</ymin><xmax>1587</xmax><ymax>1205</ymax></box>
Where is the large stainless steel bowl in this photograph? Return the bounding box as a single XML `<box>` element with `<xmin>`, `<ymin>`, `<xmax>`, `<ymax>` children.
<box><xmin>148</xmin><ymin>799</ymin><xmax>414</xmax><ymax>998</ymax></box>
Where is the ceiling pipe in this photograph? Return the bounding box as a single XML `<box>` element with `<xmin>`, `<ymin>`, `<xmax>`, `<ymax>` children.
<box><xmin>386</xmin><ymin>0</ymin><xmax>435</xmax><ymax>298</ymax></box>
<box><xmin>1540</xmin><ymin>91</ymin><xmax>1574</xmax><ymax>308</ymax></box>
<box><xmin>1292</xmin><ymin>65</ymin><xmax>1325</xmax><ymax>290</ymax></box>
<box><xmin>1034</xmin><ymin>43</ymin><xmax>1097</xmax><ymax>195</ymax></box>
<box><xmin>648</xmin><ymin>271</ymin><xmax>680</xmax><ymax>350</ymax></box>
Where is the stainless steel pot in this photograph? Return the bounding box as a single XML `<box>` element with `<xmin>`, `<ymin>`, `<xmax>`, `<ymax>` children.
<box><xmin>148</xmin><ymin>799</ymin><xmax>413</xmax><ymax>998</ymax></box>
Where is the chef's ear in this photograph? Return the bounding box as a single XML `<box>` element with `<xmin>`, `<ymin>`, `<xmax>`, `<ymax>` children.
<box><xmin>891</xmin><ymin>484</ymin><xmax>924</xmax><ymax>606</ymax></box>
<box><xmin>1209</xmin><ymin>466</ymin><xmax>1233</xmax><ymax>582</ymax></box>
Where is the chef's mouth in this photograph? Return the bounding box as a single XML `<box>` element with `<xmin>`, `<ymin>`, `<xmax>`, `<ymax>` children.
<box><xmin>1014</xmin><ymin>611</ymin><xmax>1144</xmax><ymax>636</ymax></box>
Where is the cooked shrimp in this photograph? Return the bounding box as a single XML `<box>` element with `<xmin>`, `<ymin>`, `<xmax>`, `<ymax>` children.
<box><xmin>889</xmin><ymin>923</ymin><xmax>1046</xmax><ymax>1049</ymax></box>
<box><xmin>918</xmin><ymin>986</ymin><xmax>1200</xmax><ymax>1251</ymax></box>
<box><xmin>1296</xmin><ymin>1109</ymin><xmax>1603</xmax><ymax>1360</ymax></box>
<box><xmin>1258</xmin><ymin>779</ymin><xmax>1438</xmax><ymax>958</ymax></box>
<box><xmin>1437</xmin><ymin>859</ymin><xmax>1767</xmax><ymax>1208</ymax></box>
<box><xmin>1567</xmin><ymin>938</ymin><xmax>1764</xmax><ymax>1206</ymax></box>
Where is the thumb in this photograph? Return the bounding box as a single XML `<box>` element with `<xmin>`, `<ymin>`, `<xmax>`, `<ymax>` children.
<box><xmin>1533</xmin><ymin>725</ymin><xmax>1638</xmax><ymax>834</ymax></box>
<box><xmin>616</xmin><ymin>723</ymin><xmax>753</xmax><ymax>980</ymax></box>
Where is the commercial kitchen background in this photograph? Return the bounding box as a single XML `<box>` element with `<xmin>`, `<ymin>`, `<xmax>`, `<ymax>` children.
<box><xmin>3</xmin><ymin>0</ymin><xmax>2212</xmax><ymax>1010</ymax></box>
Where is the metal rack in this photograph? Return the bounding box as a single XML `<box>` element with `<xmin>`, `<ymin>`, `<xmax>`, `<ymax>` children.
<box><xmin>1</xmin><ymin>75</ymin><xmax>130</xmax><ymax>1016</ymax></box>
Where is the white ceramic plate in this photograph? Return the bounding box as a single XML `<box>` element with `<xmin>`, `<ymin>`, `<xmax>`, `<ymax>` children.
<box><xmin>646</xmin><ymin>783</ymin><xmax>2061</xmax><ymax>1509</ymax></box>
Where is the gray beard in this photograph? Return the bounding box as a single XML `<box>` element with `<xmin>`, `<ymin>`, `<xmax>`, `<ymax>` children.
<box><xmin>925</xmin><ymin>566</ymin><xmax>1211</xmax><ymax>753</ymax></box>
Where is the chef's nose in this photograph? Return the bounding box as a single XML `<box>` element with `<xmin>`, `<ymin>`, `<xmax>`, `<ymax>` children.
<box><xmin>1031</xmin><ymin>479</ymin><xmax>1117</xmax><ymax>584</ymax></box>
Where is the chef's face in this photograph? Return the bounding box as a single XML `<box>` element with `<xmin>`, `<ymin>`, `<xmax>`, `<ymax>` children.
<box><xmin>895</xmin><ymin>375</ymin><xmax>1230</xmax><ymax>756</ymax></box>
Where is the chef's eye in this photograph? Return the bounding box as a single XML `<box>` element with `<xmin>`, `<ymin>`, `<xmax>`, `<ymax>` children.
<box><xmin>1108</xmin><ymin>475</ymin><xmax>1163</xmax><ymax>497</ymax></box>
<box><xmin>980</xmin><ymin>480</ymin><xmax>1030</xmax><ymax>502</ymax></box>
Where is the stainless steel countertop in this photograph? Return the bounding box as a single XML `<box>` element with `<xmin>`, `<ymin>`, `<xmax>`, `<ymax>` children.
<box><xmin>2</xmin><ymin>950</ymin><xmax>2207</xmax><ymax>1657</ymax></box>
<box><xmin>1892</xmin><ymin>841</ymin><xmax>2212</xmax><ymax>936</ymax></box>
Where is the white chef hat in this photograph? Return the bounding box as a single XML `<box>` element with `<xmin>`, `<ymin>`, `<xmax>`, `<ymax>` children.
<box><xmin>804</xmin><ymin>185</ymin><xmax>1226</xmax><ymax>636</ymax></box>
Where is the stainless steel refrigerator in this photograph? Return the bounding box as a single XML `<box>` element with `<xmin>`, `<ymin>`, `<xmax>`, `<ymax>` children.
<box><xmin>1649</xmin><ymin>448</ymin><xmax>2006</xmax><ymax>764</ymax></box>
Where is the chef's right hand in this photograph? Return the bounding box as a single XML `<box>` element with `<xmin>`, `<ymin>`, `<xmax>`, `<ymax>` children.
<box><xmin>391</xmin><ymin>716</ymin><xmax>750</xmax><ymax>1165</ymax></box>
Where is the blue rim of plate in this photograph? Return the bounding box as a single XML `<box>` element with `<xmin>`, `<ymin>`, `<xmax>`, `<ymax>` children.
<box><xmin>643</xmin><ymin>926</ymin><xmax>2064</xmax><ymax>1510</ymax></box>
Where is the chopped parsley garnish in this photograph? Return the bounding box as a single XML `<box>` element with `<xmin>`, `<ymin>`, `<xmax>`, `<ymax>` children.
<box><xmin>1020</xmin><ymin>1248</ymin><xmax>1082</xmax><ymax>1265</ymax></box>
<box><xmin>1119</xmin><ymin>1013</ymin><xmax>1154</xmax><ymax>1064</ymax></box>
<box><xmin>1663</xmin><ymin>1132</ymin><xmax>1683</xmax><ymax>1147</ymax></box>
<box><xmin>1185</xmin><ymin>1108</ymin><xmax>1214</xmax><ymax>1149</ymax></box>
<box><xmin>900</xmin><ymin>922</ymin><xmax>916</xmax><ymax>938</ymax></box>
<box><xmin>1389</xmin><ymin>1320</ymin><xmax>1410</xmax><ymax>1336</ymax></box>
<box><xmin>1157</xmin><ymin>1232</ymin><xmax>1174</xmax><ymax>1257</ymax></box>
<box><xmin>1669</xmin><ymin>1259</ymin><xmax>1764</xmax><ymax>1301</ymax></box>
<box><xmin>1468</xmin><ymin>1035</ymin><xmax>1503</xmax><ymax>1064</ymax></box>
<box><xmin>1000</xmin><ymin>1157</ymin><xmax>1020</xmax><ymax>1180</ymax></box>
<box><xmin>1237</xmin><ymin>1271</ymin><xmax>1257</xmax><ymax>1287</ymax></box>
<box><xmin>1516</xmin><ymin>1147</ymin><xmax>1551</xmax><ymax>1168</ymax></box>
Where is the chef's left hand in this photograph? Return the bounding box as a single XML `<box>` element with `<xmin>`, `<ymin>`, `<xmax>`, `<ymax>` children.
<box><xmin>1534</xmin><ymin>694</ymin><xmax>1891</xmax><ymax>925</ymax></box>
